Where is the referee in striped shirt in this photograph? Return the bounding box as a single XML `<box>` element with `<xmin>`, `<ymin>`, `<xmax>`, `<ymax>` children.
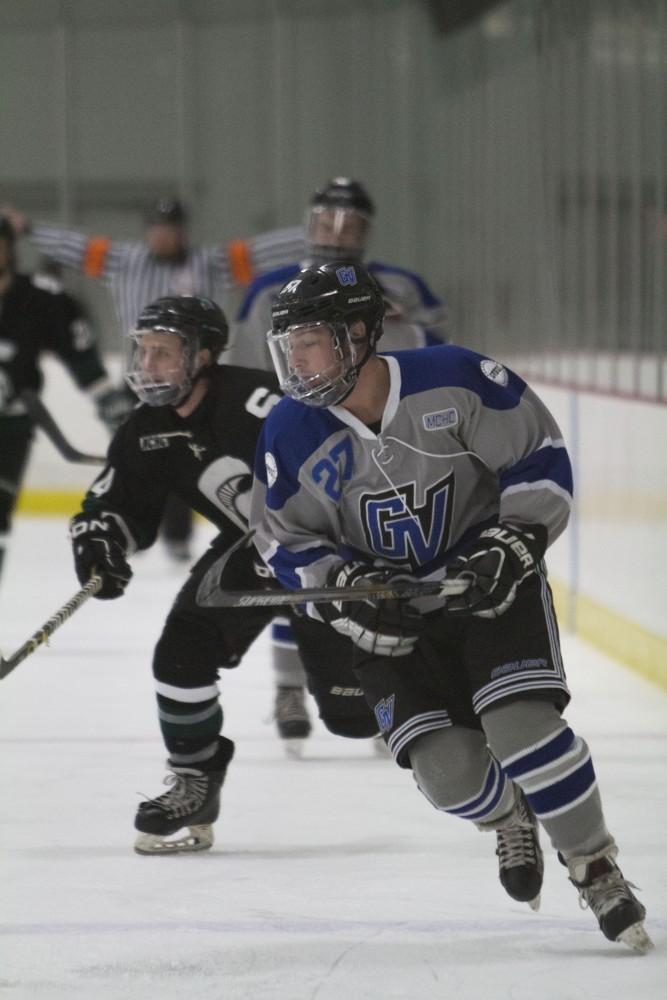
<box><xmin>2</xmin><ymin>197</ymin><xmax>304</xmax><ymax>560</ymax></box>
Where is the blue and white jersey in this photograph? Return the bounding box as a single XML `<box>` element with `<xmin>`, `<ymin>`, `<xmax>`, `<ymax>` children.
<box><xmin>249</xmin><ymin>345</ymin><xmax>573</xmax><ymax>611</ymax></box>
<box><xmin>227</xmin><ymin>259</ymin><xmax>449</xmax><ymax>371</ymax></box>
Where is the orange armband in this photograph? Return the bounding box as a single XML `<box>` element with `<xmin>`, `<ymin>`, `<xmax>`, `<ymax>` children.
<box><xmin>83</xmin><ymin>236</ymin><xmax>110</xmax><ymax>277</ymax></box>
<box><xmin>227</xmin><ymin>239</ymin><xmax>253</xmax><ymax>286</ymax></box>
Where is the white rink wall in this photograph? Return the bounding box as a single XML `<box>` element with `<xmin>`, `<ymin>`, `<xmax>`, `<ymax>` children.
<box><xmin>21</xmin><ymin>357</ymin><xmax>667</xmax><ymax>655</ymax></box>
<box><xmin>535</xmin><ymin>383</ymin><xmax>666</xmax><ymax>641</ymax></box>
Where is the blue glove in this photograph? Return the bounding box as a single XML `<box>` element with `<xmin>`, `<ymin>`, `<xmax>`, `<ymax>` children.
<box><xmin>321</xmin><ymin>561</ymin><xmax>423</xmax><ymax>657</ymax></box>
<box><xmin>442</xmin><ymin>523</ymin><xmax>547</xmax><ymax>618</ymax></box>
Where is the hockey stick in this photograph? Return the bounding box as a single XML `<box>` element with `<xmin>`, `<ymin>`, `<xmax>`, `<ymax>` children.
<box><xmin>20</xmin><ymin>389</ymin><xmax>106</xmax><ymax>465</ymax></box>
<box><xmin>0</xmin><ymin>575</ymin><xmax>103</xmax><ymax>680</ymax></box>
<box><xmin>199</xmin><ymin>575</ymin><xmax>469</xmax><ymax>609</ymax></box>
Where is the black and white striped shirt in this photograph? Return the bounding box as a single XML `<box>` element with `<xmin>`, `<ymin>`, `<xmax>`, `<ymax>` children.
<box><xmin>29</xmin><ymin>223</ymin><xmax>305</xmax><ymax>337</ymax></box>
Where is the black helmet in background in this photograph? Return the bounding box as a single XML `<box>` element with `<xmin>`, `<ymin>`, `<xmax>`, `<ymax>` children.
<box><xmin>306</xmin><ymin>178</ymin><xmax>375</xmax><ymax>265</ymax></box>
<box><xmin>144</xmin><ymin>197</ymin><xmax>188</xmax><ymax>226</ymax></box>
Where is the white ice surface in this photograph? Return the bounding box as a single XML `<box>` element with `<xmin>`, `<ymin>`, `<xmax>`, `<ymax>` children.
<box><xmin>0</xmin><ymin>517</ymin><xmax>665</xmax><ymax>1000</ymax></box>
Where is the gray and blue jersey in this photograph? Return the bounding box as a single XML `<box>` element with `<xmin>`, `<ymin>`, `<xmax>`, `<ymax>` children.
<box><xmin>249</xmin><ymin>345</ymin><xmax>573</xmax><ymax>608</ymax></box>
<box><xmin>228</xmin><ymin>259</ymin><xmax>449</xmax><ymax>371</ymax></box>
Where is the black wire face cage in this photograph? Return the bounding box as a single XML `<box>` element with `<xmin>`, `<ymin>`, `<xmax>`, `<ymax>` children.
<box><xmin>267</xmin><ymin>320</ymin><xmax>363</xmax><ymax>408</ymax></box>
<box><xmin>124</xmin><ymin>327</ymin><xmax>199</xmax><ymax>407</ymax></box>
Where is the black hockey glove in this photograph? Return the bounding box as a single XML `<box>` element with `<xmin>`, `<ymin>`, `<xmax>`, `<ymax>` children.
<box><xmin>442</xmin><ymin>523</ymin><xmax>548</xmax><ymax>619</ymax></box>
<box><xmin>320</xmin><ymin>561</ymin><xmax>424</xmax><ymax>658</ymax></box>
<box><xmin>69</xmin><ymin>512</ymin><xmax>133</xmax><ymax>599</ymax></box>
<box><xmin>95</xmin><ymin>387</ymin><xmax>134</xmax><ymax>432</ymax></box>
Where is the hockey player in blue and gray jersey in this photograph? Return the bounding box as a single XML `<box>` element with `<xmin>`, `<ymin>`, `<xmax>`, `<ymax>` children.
<box><xmin>248</xmin><ymin>260</ymin><xmax>652</xmax><ymax>954</ymax></box>
<box><xmin>230</xmin><ymin>178</ymin><xmax>448</xmax><ymax>746</ymax></box>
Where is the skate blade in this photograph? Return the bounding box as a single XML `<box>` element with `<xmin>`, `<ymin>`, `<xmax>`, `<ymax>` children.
<box><xmin>528</xmin><ymin>893</ymin><xmax>541</xmax><ymax>912</ymax></box>
<box><xmin>134</xmin><ymin>824</ymin><xmax>214</xmax><ymax>855</ymax></box>
<box><xmin>617</xmin><ymin>921</ymin><xmax>654</xmax><ymax>954</ymax></box>
<box><xmin>283</xmin><ymin>738</ymin><xmax>306</xmax><ymax>759</ymax></box>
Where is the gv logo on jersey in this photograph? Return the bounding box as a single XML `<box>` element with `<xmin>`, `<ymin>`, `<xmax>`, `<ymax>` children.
<box><xmin>361</xmin><ymin>472</ymin><xmax>454</xmax><ymax>566</ymax></box>
<box><xmin>374</xmin><ymin>695</ymin><xmax>395</xmax><ymax>733</ymax></box>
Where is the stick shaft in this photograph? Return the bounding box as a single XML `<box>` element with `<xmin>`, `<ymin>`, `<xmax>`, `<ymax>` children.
<box><xmin>20</xmin><ymin>390</ymin><xmax>106</xmax><ymax>465</ymax></box>
<box><xmin>0</xmin><ymin>576</ymin><xmax>102</xmax><ymax>680</ymax></box>
<box><xmin>199</xmin><ymin>577</ymin><xmax>467</xmax><ymax>609</ymax></box>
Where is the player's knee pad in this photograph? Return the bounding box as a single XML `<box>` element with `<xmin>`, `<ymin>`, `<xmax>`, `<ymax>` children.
<box><xmin>409</xmin><ymin>727</ymin><xmax>514</xmax><ymax>822</ymax></box>
<box><xmin>481</xmin><ymin>698</ymin><xmax>566</xmax><ymax>761</ymax></box>
<box><xmin>311</xmin><ymin>684</ymin><xmax>377</xmax><ymax>739</ymax></box>
<box><xmin>152</xmin><ymin>610</ymin><xmax>235</xmax><ymax>685</ymax></box>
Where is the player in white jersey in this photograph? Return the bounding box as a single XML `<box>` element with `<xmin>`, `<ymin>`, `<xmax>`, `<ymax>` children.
<box><xmin>228</xmin><ymin>178</ymin><xmax>449</xmax><ymax>746</ymax></box>
<box><xmin>247</xmin><ymin>260</ymin><xmax>652</xmax><ymax>954</ymax></box>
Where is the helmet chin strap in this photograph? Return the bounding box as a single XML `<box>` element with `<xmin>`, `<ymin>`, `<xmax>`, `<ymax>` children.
<box><xmin>325</xmin><ymin>334</ymin><xmax>374</xmax><ymax>407</ymax></box>
<box><xmin>169</xmin><ymin>357</ymin><xmax>212</xmax><ymax>408</ymax></box>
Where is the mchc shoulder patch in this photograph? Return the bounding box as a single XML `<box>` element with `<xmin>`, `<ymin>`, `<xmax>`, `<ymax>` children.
<box><xmin>422</xmin><ymin>407</ymin><xmax>458</xmax><ymax>431</ymax></box>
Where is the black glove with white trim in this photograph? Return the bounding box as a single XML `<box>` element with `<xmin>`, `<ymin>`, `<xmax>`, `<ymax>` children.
<box><xmin>69</xmin><ymin>511</ymin><xmax>133</xmax><ymax>599</ymax></box>
<box><xmin>320</xmin><ymin>561</ymin><xmax>424</xmax><ymax>657</ymax></box>
<box><xmin>442</xmin><ymin>523</ymin><xmax>548</xmax><ymax>618</ymax></box>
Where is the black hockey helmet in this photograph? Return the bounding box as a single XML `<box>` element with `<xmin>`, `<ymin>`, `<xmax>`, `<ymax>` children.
<box><xmin>310</xmin><ymin>178</ymin><xmax>375</xmax><ymax>217</ymax></box>
<box><xmin>306</xmin><ymin>178</ymin><xmax>375</xmax><ymax>264</ymax></box>
<box><xmin>135</xmin><ymin>295</ymin><xmax>229</xmax><ymax>355</ymax></box>
<box><xmin>144</xmin><ymin>196</ymin><xmax>188</xmax><ymax>226</ymax></box>
<box><xmin>268</xmin><ymin>261</ymin><xmax>385</xmax><ymax>407</ymax></box>
<box><xmin>126</xmin><ymin>295</ymin><xmax>229</xmax><ymax>407</ymax></box>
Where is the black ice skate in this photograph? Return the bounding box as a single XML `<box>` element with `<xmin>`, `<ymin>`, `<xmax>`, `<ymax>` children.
<box><xmin>134</xmin><ymin>737</ymin><xmax>234</xmax><ymax>855</ymax></box>
<box><xmin>495</xmin><ymin>792</ymin><xmax>544</xmax><ymax>911</ymax></box>
<box><xmin>564</xmin><ymin>843</ymin><xmax>653</xmax><ymax>954</ymax></box>
<box><xmin>274</xmin><ymin>685</ymin><xmax>311</xmax><ymax>757</ymax></box>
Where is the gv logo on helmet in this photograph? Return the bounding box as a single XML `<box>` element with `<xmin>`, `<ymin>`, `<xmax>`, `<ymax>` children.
<box><xmin>336</xmin><ymin>266</ymin><xmax>357</xmax><ymax>286</ymax></box>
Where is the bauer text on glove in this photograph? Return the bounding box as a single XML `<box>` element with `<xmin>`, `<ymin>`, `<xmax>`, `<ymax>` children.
<box><xmin>442</xmin><ymin>523</ymin><xmax>547</xmax><ymax>618</ymax></box>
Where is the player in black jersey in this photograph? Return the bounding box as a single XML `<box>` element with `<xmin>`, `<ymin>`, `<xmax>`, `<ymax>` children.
<box><xmin>0</xmin><ymin>218</ymin><xmax>127</xmax><ymax>587</ymax></box>
<box><xmin>68</xmin><ymin>294</ymin><xmax>376</xmax><ymax>855</ymax></box>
